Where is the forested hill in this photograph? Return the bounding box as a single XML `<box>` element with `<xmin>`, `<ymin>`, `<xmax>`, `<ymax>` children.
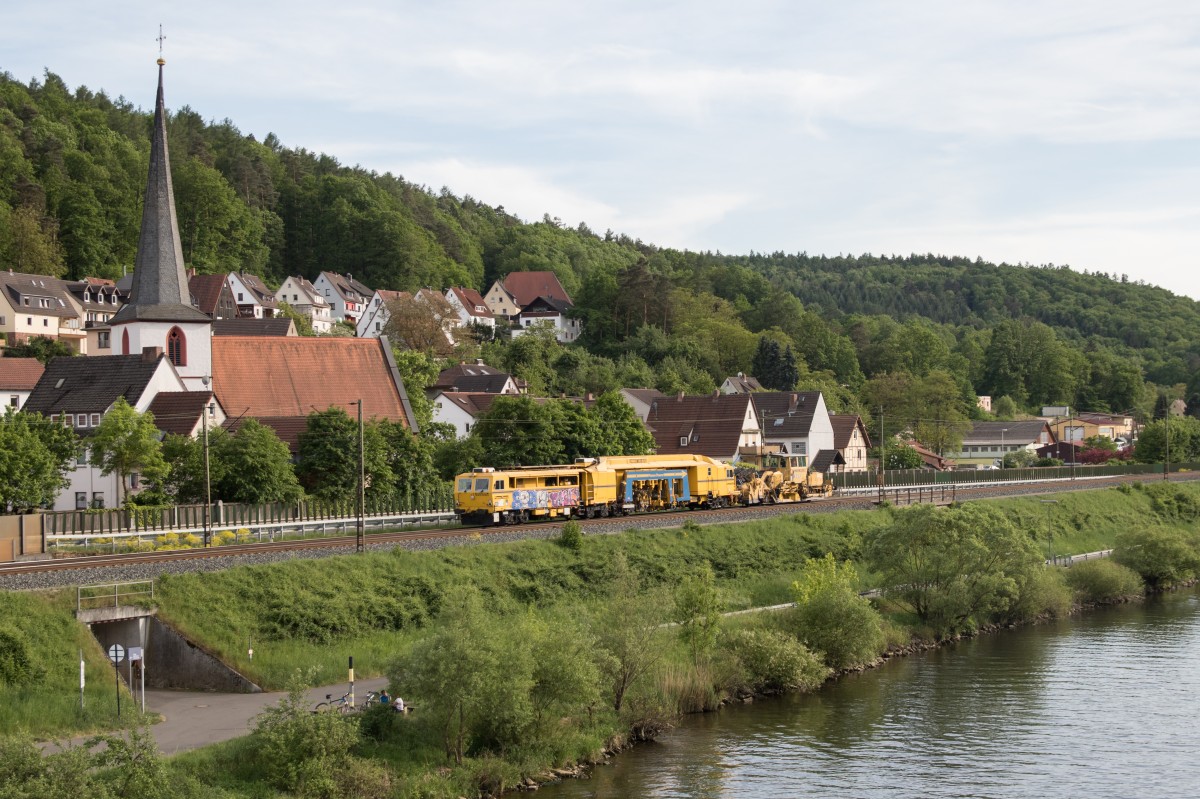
<box><xmin>1</xmin><ymin>70</ymin><xmax>1198</xmax><ymax>414</ymax></box>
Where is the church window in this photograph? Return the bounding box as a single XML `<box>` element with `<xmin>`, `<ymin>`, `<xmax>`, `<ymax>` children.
<box><xmin>167</xmin><ymin>327</ymin><xmax>187</xmax><ymax>366</ymax></box>
<box><xmin>122</xmin><ymin>329</ymin><xmax>130</xmax><ymax>355</ymax></box>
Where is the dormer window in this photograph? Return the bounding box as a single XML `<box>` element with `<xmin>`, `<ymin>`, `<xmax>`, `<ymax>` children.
<box><xmin>679</xmin><ymin>436</ymin><xmax>689</xmax><ymax>447</ymax></box>
<box><xmin>83</xmin><ymin>291</ymin><xmax>91</xmax><ymax>302</ymax></box>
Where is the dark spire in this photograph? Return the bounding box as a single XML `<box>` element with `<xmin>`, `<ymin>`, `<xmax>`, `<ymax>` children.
<box><xmin>111</xmin><ymin>59</ymin><xmax>210</xmax><ymax>325</ymax></box>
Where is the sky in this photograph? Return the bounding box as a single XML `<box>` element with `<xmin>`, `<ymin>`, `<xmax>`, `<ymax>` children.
<box><xmin>4</xmin><ymin>1</ymin><xmax>1199</xmax><ymax>300</ymax></box>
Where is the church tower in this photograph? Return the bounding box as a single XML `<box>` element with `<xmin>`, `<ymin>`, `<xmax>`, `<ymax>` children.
<box><xmin>109</xmin><ymin>56</ymin><xmax>213</xmax><ymax>390</ymax></box>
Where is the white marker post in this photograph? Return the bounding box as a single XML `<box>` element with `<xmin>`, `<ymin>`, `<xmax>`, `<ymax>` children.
<box><xmin>107</xmin><ymin>643</ymin><xmax>125</xmax><ymax>718</ymax></box>
<box><xmin>79</xmin><ymin>649</ymin><xmax>85</xmax><ymax>710</ymax></box>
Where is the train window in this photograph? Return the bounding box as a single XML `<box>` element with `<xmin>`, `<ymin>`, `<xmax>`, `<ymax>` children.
<box><xmin>563</xmin><ymin>476</ymin><xmax>577</xmax><ymax>485</ymax></box>
<box><xmin>707</xmin><ymin>468</ymin><xmax>712</xmax><ymax>475</ymax></box>
<box><xmin>457</xmin><ymin>478</ymin><xmax>472</xmax><ymax>492</ymax></box>
<box><xmin>494</xmin><ymin>480</ymin><xmax>505</xmax><ymax>490</ymax></box>
<box><xmin>545</xmin><ymin>476</ymin><xmax>558</xmax><ymax>486</ymax></box>
<box><xmin>474</xmin><ymin>478</ymin><xmax>489</xmax><ymax>492</ymax></box>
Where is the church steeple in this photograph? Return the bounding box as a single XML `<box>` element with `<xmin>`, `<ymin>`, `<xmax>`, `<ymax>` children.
<box><xmin>111</xmin><ymin>57</ymin><xmax>210</xmax><ymax>325</ymax></box>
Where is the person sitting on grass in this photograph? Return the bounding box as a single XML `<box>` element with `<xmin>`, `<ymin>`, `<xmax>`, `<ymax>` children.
<box><xmin>393</xmin><ymin>695</ymin><xmax>406</xmax><ymax>714</ymax></box>
<box><xmin>379</xmin><ymin>690</ymin><xmax>390</xmax><ymax>706</ymax></box>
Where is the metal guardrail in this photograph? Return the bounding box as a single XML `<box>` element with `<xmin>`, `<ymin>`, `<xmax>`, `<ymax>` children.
<box><xmin>47</xmin><ymin>508</ymin><xmax>460</xmax><ymax>552</ymax></box>
<box><xmin>76</xmin><ymin>580</ymin><xmax>155</xmax><ymax>611</ymax></box>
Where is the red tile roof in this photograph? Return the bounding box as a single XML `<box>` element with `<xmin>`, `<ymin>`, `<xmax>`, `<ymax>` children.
<box><xmin>502</xmin><ymin>271</ymin><xmax>572</xmax><ymax>307</ymax></box>
<box><xmin>224</xmin><ymin>415</ymin><xmax>310</xmax><ymax>452</ymax></box>
<box><xmin>211</xmin><ymin>337</ymin><xmax>414</xmax><ymax>430</ymax></box>
<box><xmin>0</xmin><ymin>357</ymin><xmax>45</xmax><ymax>390</ymax></box>
<box><xmin>449</xmin><ymin>287</ymin><xmax>493</xmax><ymax>318</ymax></box>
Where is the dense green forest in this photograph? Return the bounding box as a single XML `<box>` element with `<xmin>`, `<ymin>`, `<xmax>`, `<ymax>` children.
<box><xmin>2</xmin><ymin>69</ymin><xmax>1198</xmax><ymax>434</ymax></box>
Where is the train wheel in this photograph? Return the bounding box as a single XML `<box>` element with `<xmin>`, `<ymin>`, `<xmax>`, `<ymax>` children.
<box><xmin>600</xmin><ymin>505</ymin><xmax>610</xmax><ymax>518</ymax></box>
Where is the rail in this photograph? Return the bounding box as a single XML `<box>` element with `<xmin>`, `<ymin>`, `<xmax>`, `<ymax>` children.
<box><xmin>76</xmin><ymin>580</ymin><xmax>155</xmax><ymax>611</ymax></box>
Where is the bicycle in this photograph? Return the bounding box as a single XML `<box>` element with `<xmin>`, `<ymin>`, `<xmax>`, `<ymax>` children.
<box><xmin>313</xmin><ymin>691</ymin><xmax>355</xmax><ymax>714</ymax></box>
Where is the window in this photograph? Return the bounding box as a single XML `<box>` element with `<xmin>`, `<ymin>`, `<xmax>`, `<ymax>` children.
<box><xmin>474</xmin><ymin>478</ymin><xmax>489</xmax><ymax>492</ymax></box>
<box><xmin>0</xmin><ymin>315</ymin><xmax>5</xmax><ymax>324</ymax></box>
<box><xmin>129</xmin><ymin>473</ymin><xmax>140</xmax><ymax>489</ymax></box>
<box><xmin>91</xmin><ymin>492</ymin><xmax>105</xmax><ymax>509</ymax></box>
<box><xmin>167</xmin><ymin>326</ymin><xmax>187</xmax><ymax>366</ymax></box>
<box><xmin>238</xmin><ymin>292</ymin><xmax>244</xmax><ymax>301</ymax></box>
<box><xmin>97</xmin><ymin>331</ymin><xmax>110</xmax><ymax>349</ymax></box>
<box><xmin>43</xmin><ymin>318</ymin><xmax>48</xmax><ymax>326</ymax></box>
<box><xmin>90</xmin><ymin>413</ymin><xmax>100</xmax><ymax>426</ymax></box>
<box><xmin>121</xmin><ymin>328</ymin><xmax>130</xmax><ymax>355</ymax></box>
<box><xmin>77</xmin><ymin>446</ymin><xmax>89</xmax><ymax>465</ymax></box>
<box><xmin>26</xmin><ymin>317</ymin><xmax>32</xmax><ymax>325</ymax></box>
<box><xmin>457</xmin><ymin>477</ymin><xmax>472</xmax><ymax>492</ymax></box>
<box><xmin>680</xmin><ymin>436</ymin><xmax>689</xmax><ymax>447</ymax></box>
<box><xmin>76</xmin><ymin>492</ymin><xmax>88</xmax><ymax>510</ymax></box>
<box><xmin>494</xmin><ymin>480</ymin><xmax>505</xmax><ymax>490</ymax></box>
<box><xmin>8</xmin><ymin>395</ymin><xmax>16</xmax><ymax>408</ymax></box>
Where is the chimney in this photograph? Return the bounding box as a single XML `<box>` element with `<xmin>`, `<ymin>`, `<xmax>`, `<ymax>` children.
<box><xmin>476</xmin><ymin>358</ymin><xmax>485</xmax><ymax>365</ymax></box>
<box><xmin>713</xmin><ymin>389</ymin><xmax>720</xmax><ymax>399</ymax></box>
<box><xmin>677</xmin><ymin>391</ymin><xmax>685</xmax><ymax>402</ymax></box>
<box><xmin>142</xmin><ymin>346</ymin><xmax>164</xmax><ymax>363</ymax></box>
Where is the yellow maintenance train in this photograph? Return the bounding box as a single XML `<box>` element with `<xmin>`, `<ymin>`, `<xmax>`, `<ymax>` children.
<box><xmin>454</xmin><ymin>453</ymin><xmax>831</xmax><ymax>525</ymax></box>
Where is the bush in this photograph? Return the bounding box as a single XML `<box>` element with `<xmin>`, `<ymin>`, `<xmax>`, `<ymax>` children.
<box><xmin>558</xmin><ymin>520</ymin><xmax>583</xmax><ymax>551</ymax></box>
<box><xmin>726</xmin><ymin>628</ymin><xmax>829</xmax><ymax>692</ymax></box>
<box><xmin>155</xmin><ymin>532</ymin><xmax>180</xmax><ymax>550</ymax></box>
<box><xmin>788</xmin><ymin>555</ymin><xmax>885</xmax><ymax>670</ymax></box>
<box><xmin>1065</xmin><ymin>559</ymin><xmax>1145</xmax><ymax>603</ymax></box>
<box><xmin>251</xmin><ymin>680</ymin><xmax>360</xmax><ymax>797</ymax></box>
<box><xmin>1003</xmin><ymin>567</ymin><xmax>1071</xmax><ymax>622</ymax></box>
<box><xmin>0</xmin><ymin>628</ymin><xmax>43</xmax><ymax>686</ymax></box>
<box><xmin>1113</xmin><ymin>526</ymin><xmax>1200</xmax><ymax>589</ymax></box>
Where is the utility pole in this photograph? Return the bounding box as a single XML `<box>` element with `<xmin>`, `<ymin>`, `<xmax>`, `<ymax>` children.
<box><xmin>355</xmin><ymin>399</ymin><xmax>365</xmax><ymax>552</ymax></box>
<box><xmin>877</xmin><ymin>406</ymin><xmax>885</xmax><ymax>504</ymax></box>
<box><xmin>1164</xmin><ymin>414</ymin><xmax>1171</xmax><ymax>482</ymax></box>
<box><xmin>203</xmin><ymin>400</ymin><xmax>213</xmax><ymax>547</ymax></box>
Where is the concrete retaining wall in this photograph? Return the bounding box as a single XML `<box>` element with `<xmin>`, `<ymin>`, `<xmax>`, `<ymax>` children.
<box><xmin>143</xmin><ymin>617</ymin><xmax>261</xmax><ymax>693</ymax></box>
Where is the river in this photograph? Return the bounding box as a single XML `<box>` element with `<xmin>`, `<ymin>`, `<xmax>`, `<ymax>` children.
<box><xmin>540</xmin><ymin>590</ymin><xmax>1200</xmax><ymax>798</ymax></box>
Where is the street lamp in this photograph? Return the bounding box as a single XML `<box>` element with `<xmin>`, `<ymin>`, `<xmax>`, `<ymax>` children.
<box><xmin>203</xmin><ymin>400</ymin><xmax>214</xmax><ymax>547</ymax></box>
<box><xmin>1040</xmin><ymin>499</ymin><xmax>1059</xmax><ymax>564</ymax></box>
<box><xmin>352</xmin><ymin>399</ymin><xmax>365</xmax><ymax>552</ymax></box>
<box><xmin>1000</xmin><ymin>427</ymin><xmax>1007</xmax><ymax>468</ymax></box>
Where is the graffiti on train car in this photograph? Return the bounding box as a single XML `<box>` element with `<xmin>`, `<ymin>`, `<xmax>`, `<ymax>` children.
<box><xmin>511</xmin><ymin>487</ymin><xmax>580</xmax><ymax>510</ymax></box>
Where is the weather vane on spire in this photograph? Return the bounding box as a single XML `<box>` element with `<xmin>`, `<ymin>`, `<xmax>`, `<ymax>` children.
<box><xmin>157</xmin><ymin>25</ymin><xmax>166</xmax><ymax>64</ymax></box>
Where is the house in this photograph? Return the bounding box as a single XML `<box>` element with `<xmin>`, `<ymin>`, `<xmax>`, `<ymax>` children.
<box><xmin>484</xmin><ymin>270</ymin><xmax>572</xmax><ymax>320</ymax></box>
<box><xmin>645</xmin><ymin>392</ymin><xmax>761</xmax><ymax>462</ymax></box>
<box><xmin>65</xmin><ymin>277</ymin><xmax>126</xmax><ymax>354</ymax></box>
<box><xmin>314</xmin><ymin>272</ymin><xmax>371</xmax><ymax>327</ymax></box>
<box><xmin>750</xmin><ymin>391</ymin><xmax>835</xmax><ymax>469</ymax></box>
<box><xmin>213</xmin><ymin>318</ymin><xmax>297</xmax><ymax>337</ymax></box>
<box><xmin>721</xmin><ymin>373</ymin><xmax>765</xmax><ymax>394</ymax></box>
<box><xmin>146</xmin><ymin>390</ymin><xmax>225</xmax><ymax>439</ymax></box>
<box><xmin>909</xmin><ymin>440</ymin><xmax>950</xmax><ymax>471</ymax></box>
<box><xmin>276</xmin><ymin>276</ymin><xmax>333</xmax><ymax>334</ymax></box>
<box><xmin>1037</xmin><ymin>440</ymin><xmax>1083</xmax><ymax>464</ymax></box>
<box><xmin>0</xmin><ymin>271</ymin><xmax>87</xmax><ymax>353</ymax></box>
<box><xmin>429</xmin><ymin>361</ymin><xmax>522</xmax><ymax>396</ymax></box>
<box><xmin>830</xmin><ymin>414</ymin><xmax>871</xmax><ymax>472</ymax></box>
<box><xmin>188</xmin><ymin>272</ymin><xmax>237</xmax><ymax>320</ymax></box>
<box><xmin>22</xmin><ymin>349</ymin><xmax>205</xmax><ymax>509</ymax></box>
<box><xmin>357</xmin><ymin>289</ymin><xmax>409</xmax><ymax>339</ymax></box>
<box><xmin>445</xmin><ymin>287</ymin><xmax>495</xmax><ymax>331</ymax></box>
<box><xmin>226</xmin><ymin>272</ymin><xmax>277</xmax><ymax>319</ymax></box>
<box><xmin>977</xmin><ymin>395</ymin><xmax>992</xmax><ymax>413</ymax></box>
<box><xmin>949</xmin><ymin>420</ymin><xmax>1055</xmax><ymax>468</ymax></box>
<box><xmin>210</xmin><ymin>335</ymin><xmax>418</xmax><ymax>450</ymax></box>
<box><xmin>511</xmin><ymin>295</ymin><xmax>581</xmax><ymax>343</ymax></box>
<box><xmin>430</xmin><ymin>391</ymin><xmax>503</xmax><ymax>438</ymax></box>
<box><xmin>1046</xmin><ymin>413</ymin><xmax>1135</xmax><ymax>445</ymax></box>
<box><xmin>0</xmin><ymin>358</ymin><xmax>44</xmax><ymax>411</ymax></box>
<box><xmin>619</xmin><ymin>388</ymin><xmax>665</xmax><ymax>423</ymax></box>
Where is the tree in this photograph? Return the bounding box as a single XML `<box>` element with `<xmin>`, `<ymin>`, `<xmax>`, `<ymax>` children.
<box><xmin>474</xmin><ymin>395</ymin><xmax>563</xmax><ymax>467</ymax></box>
<box><xmin>215</xmin><ymin>419</ymin><xmax>303</xmax><ymax>503</ymax></box>
<box><xmin>274</xmin><ymin>300</ymin><xmax>314</xmax><ymax>336</ymax></box>
<box><xmin>864</xmin><ymin>504</ymin><xmax>1043</xmax><ymax>636</ymax></box>
<box><xmin>0</xmin><ymin>410</ymin><xmax>78</xmax><ymax>512</ymax></box>
<box><xmin>674</xmin><ymin>562</ymin><xmax>722</xmax><ymax>664</ymax></box>
<box><xmin>882</xmin><ymin>441</ymin><xmax>923</xmax><ymax>469</ymax></box>
<box><xmin>382</xmin><ymin>291</ymin><xmax>456</xmax><ymax>356</ymax></box>
<box><xmin>590</xmin><ymin>391</ymin><xmax>656</xmax><ymax>455</ymax></box>
<box><xmin>389</xmin><ymin>587</ymin><xmax>533</xmax><ymax>763</ymax></box>
<box><xmin>2</xmin><ymin>336</ymin><xmax>76</xmax><ymax>365</ymax></box>
<box><xmin>89</xmin><ymin>398</ymin><xmax>167</xmax><ymax>505</ymax></box>
<box><xmin>594</xmin><ymin>552</ymin><xmax>668</xmax><ymax>713</ymax></box>
<box><xmin>0</xmin><ymin>203</ymin><xmax>67</xmax><ymax>276</ymax></box>
<box><xmin>1135</xmin><ymin>417</ymin><xmax>1200</xmax><ymax>464</ymax></box>
<box><xmin>751</xmin><ymin>337</ymin><xmax>799</xmax><ymax>391</ymax></box>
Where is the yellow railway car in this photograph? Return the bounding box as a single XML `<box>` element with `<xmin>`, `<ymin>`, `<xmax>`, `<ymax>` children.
<box><xmin>455</xmin><ymin>454</ymin><xmax>740</xmax><ymax>525</ymax></box>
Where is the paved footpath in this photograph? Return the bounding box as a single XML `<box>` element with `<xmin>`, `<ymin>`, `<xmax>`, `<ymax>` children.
<box><xmin>48</xmin><ymin>676</ymin><xmax>390</xmax><ymax>756</ymax></box>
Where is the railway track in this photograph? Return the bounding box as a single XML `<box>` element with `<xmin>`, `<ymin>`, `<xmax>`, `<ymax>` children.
<box><xmin>1</xmin><ymin>471</ymin><xmax>1195</xmax><ymax>583</ymax></box>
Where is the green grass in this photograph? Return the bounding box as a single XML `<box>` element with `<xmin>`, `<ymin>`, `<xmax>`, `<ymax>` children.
<box><xmin>0</xmin><ymin>590</ymin><xmax>152</xmax><ymax>737</ymax></box>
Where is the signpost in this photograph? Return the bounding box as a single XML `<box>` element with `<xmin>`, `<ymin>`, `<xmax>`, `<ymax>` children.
<box><xmin>107</xmin><ymin>643</ymin><xmax>125</xmax><ymax>717</ymax></box>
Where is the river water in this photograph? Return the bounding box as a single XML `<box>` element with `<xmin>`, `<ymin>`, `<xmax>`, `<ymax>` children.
<box><xmin>541</xmin><ymin>590</ymin><xmax>1200</xmax><ymax>798</ymax></box>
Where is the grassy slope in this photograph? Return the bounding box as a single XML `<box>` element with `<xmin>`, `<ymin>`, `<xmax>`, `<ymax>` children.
<box><xmin>0</xmin><ymin>590</ymin><xmax>149</xmax><ymax>737</ymax></box>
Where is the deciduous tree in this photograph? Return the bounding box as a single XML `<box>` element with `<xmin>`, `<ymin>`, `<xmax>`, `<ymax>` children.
<box><xmin>89</xmin><ymin>398</ymin><xmax>166</xmax><ymax>505</ymax></box>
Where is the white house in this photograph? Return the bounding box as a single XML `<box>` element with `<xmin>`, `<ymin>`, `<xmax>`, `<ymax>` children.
<box><xmin>226</xmin><ymin>272</ymin><xmax>277</xmax><ymax>319</ymax></box>
<box><xmin>0</xmin><ymin>358</ymin><xmax>44</xmax><ymax>411</ymax></box>
<box><xmin>445</xmin><ymin>287</ymin><xmax>495</xmax><ymax>331</ymax></box>
<box><xmin>430</xmin><ymin>391</ymin><xmax>503</xmax><ymax>438</ymax></box>
<box><xmin>750</xmin><ymin>391</ymin><xmax>835</xmax><ymax>468</ymax></box>
<box><xmin>276</xmin><ymin>275</ymin><xmax>334</xmax><ymax>334</ymax></box>
<box><xmin>0</xmin><ymin>271</ymin><xmax>88</xmax><ymax>353</ymax></box>
<box><xmin>511</xmin><ymin>296</ymin><xmax>581</xmax><ymax>343</ymax></box>
<box><xmin>314</xmin><ymin>272</ymin><xmax>371</xmax><ymax>327</ymax></box>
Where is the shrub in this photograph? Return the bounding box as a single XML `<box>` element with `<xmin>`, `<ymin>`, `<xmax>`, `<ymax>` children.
<box><xmin>251</xmin><ymin>679</ymin><xmax>360</xmax><ymax>796</ymax></box>
<box><xmin>155</xmin><ymin>532</ymin><xmax>180</xmax><ymax>550</ymax></box>
<box><xmin>0</xmin><ymin>628</ymin><xmax>44</xmax><ymax>686</ymax></box>
<box><xmin>182</xmin><ymin>533</ymin><xmax>201</xmax><ymax>548</ymax></box>
<box><xmin>212</xmin><ymin>530</ymin><xmax>236</xmax><ymax>546</ymax></box>
<box><xmin>788</xmin><ymin>555</ymin><xmax>885</xmax><ymax>670</ymax></box>
<box><xmin>558</xmin><ymin>520</ymin><xmax>583</xmax><ymax>551</ymax></box>
<box><xmin>1114</xmin><ymin>526</ymin><xmax>1200</xmax><ymax>589</ymax></box>
<box><xmin>1003</xmin><ymin>567</ymin><xmax>1071</xmax><ymax>622</ymax></box>
<box><xmin>726</xmin><ymin>628</ymin><xmax>829</xmax><ymax>693</ymax></box>
<box><xmin>1065</xmin><ymin>559</ymin><xmax>1145</xmax><ymax>603</ymax></box>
